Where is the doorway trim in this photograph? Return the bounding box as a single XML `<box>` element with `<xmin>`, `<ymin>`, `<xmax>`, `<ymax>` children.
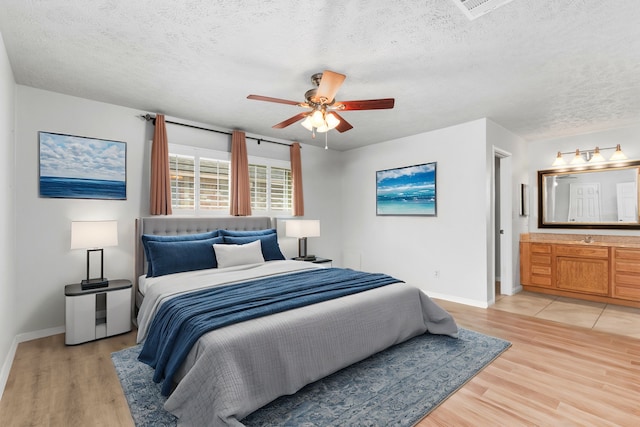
<box><xmin>493</xmin><ymin>147</ymin><xmax>514</xmax><ymax>300</ymax></box>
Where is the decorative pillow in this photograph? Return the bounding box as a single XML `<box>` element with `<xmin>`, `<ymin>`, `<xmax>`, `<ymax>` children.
<box><xmin>219</xmin><ymin>228</ymin><xmax>276</xmax><ymax>237</ymax></box>
<box><xmin>213</xmin><ymin>240</ymin><xmax>265</xmax><ymax>269</ymax></box>
<box><xmin>142</xmin><ymin>231</ymin><xmax>219</xmax><ymax>276</ymax></box>
<box><xmin>223</xmin><ymin>233</ymin><xmax>286</xmax><ymax>261</ymax></box>
<box><xmin>146</xmin><ymin>236</ymin><xmax>224</xmax><ymax>277</ymax></box>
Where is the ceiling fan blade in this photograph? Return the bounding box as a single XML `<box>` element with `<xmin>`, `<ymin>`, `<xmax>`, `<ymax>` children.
<box><xmin>315</xmin><ymin>70</ymin><xmax>346</xmax><ymax>104</ymax></box>
<box><xmin>330</xmin><ymin>112</ymin><xmax>353</xmax><ymax>133</ymax></box>
<box><xmin>333</xmin><ymin>98</ymin><xmax>395</xmax><ymax>111</ymax></box>
<box><xmin>247</xmin><ymin>94</ymin><xmax>301</xmax><ymax>106</ymax></box>
<box><xmin>272</xmin><ymin>112</ymin><xmax>309</xmax><ymax>129</ymax></box>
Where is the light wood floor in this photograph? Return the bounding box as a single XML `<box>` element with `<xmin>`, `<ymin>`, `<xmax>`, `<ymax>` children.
<box><xmin>1</xmin><ymin>298</ymin><xmax>639</xmax><ymax>426</ymax></box>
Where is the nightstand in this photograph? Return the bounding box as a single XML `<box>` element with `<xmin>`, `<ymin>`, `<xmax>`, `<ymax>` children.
<box><xmin>293</xmin><ymin>257</ymin><xmax>332</xmax><ymax>267</ymax></box>
<box><xmin>64</xmin><ymin>279</ymin><xmax>132</xmax><ymax>345</ymax></box>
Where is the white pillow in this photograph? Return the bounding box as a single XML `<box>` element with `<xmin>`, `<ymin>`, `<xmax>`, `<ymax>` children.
<box><xmin>214</xmin><ymin>239</ymin><xmax>265</xmax><ymax>268</ymax></box>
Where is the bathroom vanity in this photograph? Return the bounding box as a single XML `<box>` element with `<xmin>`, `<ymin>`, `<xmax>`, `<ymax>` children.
<box><xmin>520</xmin><ymin>233</ymin><xmax>640</xmax><ymax>308</ymax></box>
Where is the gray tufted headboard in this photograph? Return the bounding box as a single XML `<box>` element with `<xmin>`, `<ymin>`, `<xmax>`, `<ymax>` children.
<box><xmin>134</xmin><ymin>216</ymin><xmax>273</xmax><ymax>306</ymax></box>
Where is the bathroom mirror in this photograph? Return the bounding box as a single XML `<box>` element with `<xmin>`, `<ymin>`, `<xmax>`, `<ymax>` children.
<box><xmin>538</xmin><ymin>160</ymin><xmax>640</xmax><ymax>229</ymax></box>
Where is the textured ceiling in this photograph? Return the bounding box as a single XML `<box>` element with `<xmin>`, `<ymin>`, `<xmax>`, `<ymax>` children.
<box><xmin>1</xmin><ymin>0</ymin><xmax>639</xmax><ymax>150</ymax></box>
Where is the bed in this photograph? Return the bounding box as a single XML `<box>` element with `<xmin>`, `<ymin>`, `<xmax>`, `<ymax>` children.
<box><xmin>134</xmin><ymin>216</ymin><xmax>458</xmax><ymax>427</ymax></box>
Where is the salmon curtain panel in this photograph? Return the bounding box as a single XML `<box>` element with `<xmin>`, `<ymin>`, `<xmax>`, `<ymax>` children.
<box><xmin>230</xmin><ymin>130</ymin><xmax>252</xmax><ymax>216</ymax></box>
<box><xmin>150</xmin><ymin>114</ymin><xmax>173</xmax><ymax>215</ymax></box>
<box><xmin>290</xmin><ymin>142</ymin><xmax>304</xmax><ymax>216</ymax></box>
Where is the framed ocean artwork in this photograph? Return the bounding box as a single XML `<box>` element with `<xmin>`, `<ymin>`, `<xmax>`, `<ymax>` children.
<box><xmin>376</xmin><ymin>162</ymin><xmax>437</xmax><ymax>216</ymax></box>
<box><xmin>38</xmin><ymin>132</ymin><xmax>127</xmax><ymax>200</ymax></box>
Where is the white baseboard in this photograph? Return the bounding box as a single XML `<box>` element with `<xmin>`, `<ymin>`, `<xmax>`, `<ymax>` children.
<box><xmin>16</xmin><ymin>325</ymin><xmax>65</xmax><ymax>343</ymax></box>
<box><xmin>0</xmin><ymin>325</ymin><xmax>65</xmax><ymax>400</ymax></box>
<box><xmin>423</xmin><ymin>290</ymin><xmax>489</xmax><ymax>309</ymax></box>
<box><xmin>499</xmin><ymin>284</ymin><xmax>523</xmax><ymax>296</ymax></box>
<box><xmin>0</xmin><ymin>336</ymin><xmax>18</xmax><ymax>401</ymax></box>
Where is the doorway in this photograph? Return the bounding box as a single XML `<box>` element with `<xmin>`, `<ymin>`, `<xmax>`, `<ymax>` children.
<box><xmin>492</xmin><ymin>148</ymin><xmax>513</xmax><ymax>302</ymax></box>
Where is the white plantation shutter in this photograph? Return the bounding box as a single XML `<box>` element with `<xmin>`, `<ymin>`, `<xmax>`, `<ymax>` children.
<box><xmin>169</xmin><ymin>144</ymin><xmax>292</xmax><ymax>214</ymax></box>
<box><xmin>249</xmin><ymin>164</ymin><xmax>268</xmax><ymax>210</ymax></box>
<box><xmin>199</xmin><ymin>158</ymin><xmax>230</xmax><ymax>210</ymax></box>
<box><xmin>169</xmin><ymin>154</ymin><xmax>195</xmax><ymax>209</ymax></box>
<box><xmin>270</xmin><ymin>166</ymin><xmax>292</xmax><ymax>211</ymax></box>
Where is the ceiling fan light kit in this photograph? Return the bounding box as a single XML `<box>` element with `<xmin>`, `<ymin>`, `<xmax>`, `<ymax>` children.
<box><xmin>247</xmin><ymin>70</ymin><xmax>395</xmax><ymax>147</ymax></box>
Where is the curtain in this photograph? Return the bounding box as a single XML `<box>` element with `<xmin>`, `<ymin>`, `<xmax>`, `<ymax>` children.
<box><xmin>150</xmin><ymin>114</ymin><xmax>172</xmax><ymax>215</ymax></box>
<box><xmin>230</xmin><ymin>130</ymin><xmax>252</xmax><ymax>216</ymax></box>
<box><xmin>290</xmin><ymin>142</ymin><xmax>304</xmax><ymax>216</ymax></box>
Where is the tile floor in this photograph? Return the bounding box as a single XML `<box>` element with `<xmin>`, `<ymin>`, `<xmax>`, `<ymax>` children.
<box><xmin>491</xmin><ymin>291</ymin><xmax>640</xmax><ymax>339</ymax></box>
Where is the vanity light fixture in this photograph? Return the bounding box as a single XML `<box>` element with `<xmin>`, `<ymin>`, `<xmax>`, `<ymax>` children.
<box><xmin>551</xmin><ymin>144</ymin><xmax>627</xmax><ymax>166</ymax></box>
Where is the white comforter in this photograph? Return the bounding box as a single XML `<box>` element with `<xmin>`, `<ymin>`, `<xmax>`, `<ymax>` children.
<box><xmin>137</xmin><ymin>260</ymin><xmax>458</xmax><ymax>427</ymax></box>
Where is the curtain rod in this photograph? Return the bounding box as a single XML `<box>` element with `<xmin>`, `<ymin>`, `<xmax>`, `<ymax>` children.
<box><xmin>140</xmin><ymin>114</ymin><xmax>294</xmax><ymax>148</ymax></box>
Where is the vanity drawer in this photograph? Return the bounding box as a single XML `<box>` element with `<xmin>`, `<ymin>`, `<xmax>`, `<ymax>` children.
<box><xmin>531</xmin><ymin>244</ymin><xmax>551</xmax><ymax>254</ymax></box>
<box><xmin>531</xmin><ymin>254</ymin><xmax>551</xmax><ymax>265</ymax></box>
<box><xmin>615</xmin><ymin>248</ymin><xmax>640</xmax><ymax>261</ymax></box>
<box><xmin>530</xmin><ymin>275</ymin><xmax>552</xmax><ymax>287</ymax></box>
<box><xmin>613</xmin><ymin>248</ymin><xmax>640</xmax><ymax>300</ymax></box>
<box><xmin>531</xmin><ymin>265</ymin><xmax>551</xmax><ymax>276</ymax></box>
<box><xmin>613</xmin><ymin>273</ymin><xmax>640</xmax><ymax>300</ymax></box>
<box><xmin>555</xmin><ymin>245</ymin><xmax>609</xmax><ymax>258</ymax></box>
<box><xmin>616</xmin><ymin>260</ymin><xmax>640</xmax><ymax>275</ymax></box>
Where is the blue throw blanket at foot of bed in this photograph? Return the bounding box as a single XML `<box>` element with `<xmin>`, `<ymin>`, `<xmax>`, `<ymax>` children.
<box><xmin>138</xmin><ymin>267</ymin><xmax>403</xmax><ymax>395</ymax></box>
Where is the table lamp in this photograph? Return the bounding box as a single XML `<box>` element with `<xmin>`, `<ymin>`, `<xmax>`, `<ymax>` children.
<box><xmin>286</xmin><ymin>219</ymin><xmax>320</xmax><ymax>261</ymax></box>
<box><xmin>70</xmin><ymin>220</ymin><xmax>118</xmax><ymax>289</ymax></box>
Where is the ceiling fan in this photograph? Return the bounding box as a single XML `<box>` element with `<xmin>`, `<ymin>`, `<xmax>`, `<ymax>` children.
<box><xmin>247</xmin><ymin>70</ymin><xmax>394</xmax><ymax>137</ymax></box>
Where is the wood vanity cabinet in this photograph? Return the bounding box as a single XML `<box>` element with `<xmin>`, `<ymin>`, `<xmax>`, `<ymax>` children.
<box><xmin>612</xmin><ymin>247</ymin><xmax>640</xmax><ymax>301</ymax></box>
<box><xmin>520</xmin><ymin>241</ymin><xmax>640</xmax><ymax>307</ymax></box>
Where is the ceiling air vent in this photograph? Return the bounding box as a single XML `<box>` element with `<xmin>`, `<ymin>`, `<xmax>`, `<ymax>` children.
<box><xmin>452</xmin><ymin>0</ymin><xmax>516</xmax><ymax>20</ymax></box>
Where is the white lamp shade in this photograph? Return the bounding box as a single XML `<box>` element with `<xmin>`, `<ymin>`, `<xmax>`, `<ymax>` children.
<box><xmin>570</xmin><ymin>149</ymin><xmax>586</xmax><ymax>165</ymax></box>
<box><xmin>285</xmin><ymin>220</ymin><xmax>320</xmax><ymax>238</ymax></box>
<box><xmin>609</xmin><ymin>144</ymin><xmax>628</xmax><ymax>161</ymax></box>
<box><xmin>310</xmin><ymin>110</ymin><xmax>325</xmax><ymax>128</ymax></box>
<box><xmin>551</xmin><ymin>151</ymin><xmax>566</xmax><ymax>167</ymax></box>
<box><xmin>70</xmin><ymin>221</ymin><xmax>118</xmax><ymax>249</ymax></box>
<box><xmin>301</xmin><ymin>116</ymin><xmax>313</xmax><ymax>131</ymax></box>
<box><xmin>325</xmin><ymin>112</ymin><xmax>340</xmax><ymax>130</ymax></box>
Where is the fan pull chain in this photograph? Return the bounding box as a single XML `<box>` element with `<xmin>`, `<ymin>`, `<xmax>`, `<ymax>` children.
<box><xmin>325</xmin><ymin>132</ymin><xmax>328</xmax><ymax>150</ymax></box>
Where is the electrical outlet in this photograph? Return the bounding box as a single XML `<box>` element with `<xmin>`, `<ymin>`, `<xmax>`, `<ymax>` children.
<box><xmin>433</xmin><ymin>270</ymin><xmax>440</xmax><ymax>279</ymax></box>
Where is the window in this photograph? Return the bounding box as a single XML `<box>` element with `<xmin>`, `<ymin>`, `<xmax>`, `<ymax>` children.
<box><xmin>168</xmin><ymin>144</ymin><xmax>292</xmax><ymax>215</ymax></box>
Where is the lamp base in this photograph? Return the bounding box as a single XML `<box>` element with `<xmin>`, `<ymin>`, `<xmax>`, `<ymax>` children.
<box><xmin>81</xmin><ymin>278</ymin><xmax>109</xmax><ymax>290</ymax></box>
<box><xmin>294</xmin><ymin>255</ymin><xmax>316</xmax><ymax>261</ymax></box>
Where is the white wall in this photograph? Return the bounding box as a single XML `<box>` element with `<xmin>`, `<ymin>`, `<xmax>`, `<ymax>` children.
<box><xmin>527</xmin><ymin>124</ymin><xmax>640</xmax><ymax>236</ymax></box>
<box><xmin>341</xmin><ymin>119</ymin><xmax>493</xmax><ymax>307</ymax></box>
<box><xmin>0</xmin><ymin>30</ymin><xmax>17</xmax><ymax>399</ymax></box>
<box><xmin>486</xmin><ymin>120</ymin><xmax>529</xmax><ymax>297</ymax></box>
<box><xmin>12</xmin><ymin>86</ymin><xmax>341</xmax><ymax>337</ymax></box>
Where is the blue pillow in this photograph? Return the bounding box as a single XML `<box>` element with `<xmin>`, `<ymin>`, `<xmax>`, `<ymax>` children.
<box><xmin>142</xmin><ymin>231</ymin><xmax>219</xmax><ymax>276</ymax></box>
<box><xmin>219</xmin><ymin>228</ymin><xmax>276</xmax><ymax>237</ymax></box>
<box><xmin>223</xmin><ymin>234</ymin><xmax>285</xmax><ymax>261</ymax></box>
<box><xmin>146</xmin><ymin>236</ymin><xmax>224</xmax><ymax>277</ymax></box>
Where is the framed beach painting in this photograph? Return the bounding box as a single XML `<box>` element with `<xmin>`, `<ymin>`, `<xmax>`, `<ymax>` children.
<box><xmin>376</xmin><ymin>162</ymin><xmax>437</xmax><ymax>216</ymax></box>
<box><xmin>39</xmin><ymin>132</ymin><xmax>127</xmax><ymax>200</ymax></box>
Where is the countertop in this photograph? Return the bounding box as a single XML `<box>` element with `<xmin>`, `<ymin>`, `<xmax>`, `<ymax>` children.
<box><xmin>520</xmin><ymin>233</ymin><xmax>640</xmax><ymax>248</ymax></box>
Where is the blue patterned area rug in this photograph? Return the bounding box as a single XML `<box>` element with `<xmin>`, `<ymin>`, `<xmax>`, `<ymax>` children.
<box><xmin>112</xmin><ymin>328</ymin><xmax>510</xmax><ymax>426</ymax></box>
